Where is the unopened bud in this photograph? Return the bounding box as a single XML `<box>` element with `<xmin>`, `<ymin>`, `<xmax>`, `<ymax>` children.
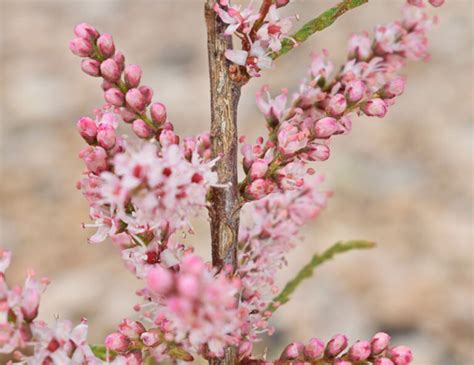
<box><xmin>325</xmin><ymin>334</ymin><xmax>348</xmax><ymax>357</ymax></box>
<box><xmin>304</xmin><ymin>338</ymin><xmax>324</xmax><ymax>360</ymax></box>
<box><xmin>375</xmin><ymin>358</ymin><xmax>395</xmax><ymax>365</ymax></box>
<box><xmin>249</xmin><ymin>159</ymin><xmax>268</xmax><ymax>180</ymax></box>
<box><xmin>280</xmin><ymin>342</ymin><xmax>304</xmax><ymax>360</ymax></box>
<box><xmin>100</xmin><ymin>59</ymin><xmax>121</xmax><ymax>82</ymax></box>
<box><xmin>97</xmin><ymin>33</ymin><xmax>115</xmax><ymax>58</ymax></box>
<box><xmin>118</xmin><ymin>319</ymin><xmax>145</xmax><ymax>340</ymax></box>
<box><xmin>132</xmin><ymin>119</ymin><xmax>153</xmax><ymax>139</ymax></box>
<box><xmin>126</xmin><ymin>88</ymin><xmax>146</xmax><ymax>112</ymax></box>
<box><xmin>105</xmin><ymin>332</ymin><xmax>130</xmax><ymax>353</ymax></box>
<box><xmin>371</xmin><ymin>332</ymin><xmax>391</xmax><ymax>355</ymax></box>
<box><xmin>69</xmin><ymin>37</ymin><xmax>92</xmax><ymax>57</ymax></box>
<box><xmin>349</xmin><ymin>340</ymin><xmax>371</xmax><ymax>362</ymax></box>
<box><xmin>326</xmin><ymin>94</ymin><xmax>347</xmax><ymax>116</ymax></box>
<box><xmin>150</xmin><ymin>102</ymin><xmax>167</xmax><ymax>124</ymax></box>
<box><xmin>76</xmin><ymin>117</ymin><xmax>97</xmax><ymax>144</ymax></box>
<box><xmin>389</xmin><ymin>346</ymin><xmax>413</xmax><ymax>365</ymax></box>
<box><xmin>104</xmin><ymin>88</ymin><xmax>124</xmax><ymax>107</ymax></box>
<box><xmin>139</xmin><ymin>85</ymin><xmax>153</xmax><ymax>105</ymax></box>
<box><xmin>124</xmin><ymin>64</ymin><xmax>142</xmax><ymax>88</ymax></box>
<box><xmin>346</xmin><ymin>80</ymin><xmax>366</xmax><ymax>103</ymax></box>
<box><xmin>383</xmin><ymin>77</ymin><xmax>405</xmax><ymax>98</ymax></box>
<box><xmin>97</xmin><ymin>124</ymin><xmax>116</xmax><ymax>149</ymax></box>
<box><xmin>363</xmin><ymin>98</ymin><xmax>388</xmax><ymax>118</ymax></box>
<box><xmin>74</xmin><ymin>23</ymin><xmax>99</xmax><ymax>40</ymax></box>
<box><xmin>314</xmin><ymin>117</ymin><xmax>338</xmax><ymax>138</ymax></box>
<box><xmin>81</xmin><ymin>59</ymin><xmax>101</xmax><ymax>77</ymax></box>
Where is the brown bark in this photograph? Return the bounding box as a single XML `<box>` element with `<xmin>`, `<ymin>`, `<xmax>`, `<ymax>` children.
<box><xmin>205</xmin><ymin>1</ymin><xmax>241</xmax><ymax>364</ymax></box>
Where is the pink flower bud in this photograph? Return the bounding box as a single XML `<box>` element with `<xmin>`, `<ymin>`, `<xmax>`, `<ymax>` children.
<box><xmin>138</xmin><ymin>85</ymin><xmax>153</xmax><ymax>105</ymax></box>
<box><xmin>141</xmin><ymin>331</ymin><xmax>160</xmax><ymax>347</ymax></box>
<box><xmin>105</xmin><ymin>332</ymin><xmax>130</xmax><ymax>353</ymax></box>
<box><xmin>371</xmin><ymin>332</ymin><xmax>391</xmax><ymax>355</ymax></box>
<box><xmin>407</xmin><ymin>0</ymin><xmax>424</xmax><ymax>6</ymax></box>
<box><xmin>345</xmin><ymin>80</ymin><xmax>366</xmax><ymax>102</ymax></box>
<box><xmin>325</xmin><ymin>334</ymin><xmax>348</xmax><ymax>357</ymax></box>
<box><xmin>121</xmin><ymin>108</ymin><xmax>136</xmax><ymax>123</ymax></box>
<box><xmin>76</xmin><ymin>117</ymin><xmax>97</xmax><ymax>144</ymax></box>
<box><xmin>80</xmin><ymin>59</ymin><xmax>101</xmax><ymax>77</ymax></box>
<box><xmin>429</xmin><ymin>0</ymin><xmax>445</xmax><ymax>6</ymax></box>
<box><xmin>147</xmin><ymin>266</ymin><xmax>173</xmax><ymax>295</ymax></box>
<box><xmin>304</xmin><ymin>338</ymin><xmax>324</xmax><ymax>360</ymax></box>
<box><xmin>99</xmin><ymin>112</ymin><xmax>119</xmax><ymax>128</ymax></box>
<box><xmin>384</xmin><ymin>77</ymin><xmax>406</xmax><ymax>98</ymax></box>
<box><xmin>150</xmin><ymin>103</ymin><xmax>167</xmax><ymax>124</ymax></box>
<box><xmin>326</xmin><ymin>94</ymin><xmax>347</xmax><ymax>116</ymax></box>
<box><xmin>159</xmin><ymin>129</ymin><xmax>179</xmax><ymax>147</ymax></box>
<box><xmin>124</xmin><ymin>351</ymin><xmax>143</xmax><ymax>365</ymax></box>
<box><xmin>363</xmin><ymin>98</ymin><xmax>388</xmax><ymax>118</ymax></box>
<box><xmin>389</xmin><ymin>346</ymin><xmax>413</xmax><ymax>365</ymax></box>
<box><xmin>118</xmin><ymin>319</ymin><xmax>145</xmax><ymax>340</ymax></box>
<box><xmin>238</xmin><ymin>342</ymin><xmax>253</xmax><ymax>357</ymax></box>
<box><xmin>177</xmin><ymin>274</ymin><xmax>200</xmax><ymax>299</ymax></box>
<box><xmin>246</xmin><ymin>178</ymin><xmax>275</xmax><ymax>200</ymax></box>
<box><xmin>132</xmin><ymin>119</ymin><xmax>153</xmax><ymax>139</ymax></box>
<box><xmin>101</xmin><ymin>80</ymin><xmax>114</xmax><ymax>91</ymax></box>
<box><xmin>124</xmin><ymin>64</ymin><xmax>142</xmax><ymax>88</ymax></box>
<box><xmin>104</xmin><ymin>88</ymin><xmax>124</xmax><ymax>107</ymax></box>
<box><xmin>314</xmin><ymin>117</ymin><xmax>338</xmax><ymax>138</ymax></box>
<box><xmin>69</xmin><ymin>37</ymin><xmax>92</xmax><ymax>57</ymax></box>
<box><xmin>97</xmin><ymin>33</ymin><xmax>115</xmax><ymax>58</ymax></box>
<box><xmin>79</xmin><ymin>146</ymin><xmax>108</xmax><ymax>174</ymax></box>
<box><xmin>100</xmin><ymin>59</ymin><xmax>121</xmax><ymax>82</ymax></box>
<box><xmin>125</xmin><ymin>88</ymin><xmax>146</xmax><ymax>112</ymax></box>
<box><xmin>74</xmin><ymin>23</ymin><xmax>99</xmax><ymax>40</ymax></box>
<box><xmin>249</xmin><ymin>159</ymin><xmax>268</xmax><ymax>180</ymax></box>
<box><xmin>97</xmin><ymin>124</ymin><xmax>116</xmax><ymax>149</ymax></box>
<box><xmin>349</xmin><ymin>340</ymin><xmax>371</xmax><ymax>361</ymax></box>
<box><xmin>281</xmin><ymin>342</ymin><xmax>304</xmax><ymax>360</ymax></box>
<box><xmin>113</xmin><ymin>51</ymin><xmax>125</xmax><ymax>72</ymax></box>
<box><xmin>375</xmin><ymin>358</ymin><xmax>395</xmax><ymax>365</ymax></box>
<box><xmin>306</xmin><ymin>143</ymin><xmax>330</xmax><ymax>161</ymax></box>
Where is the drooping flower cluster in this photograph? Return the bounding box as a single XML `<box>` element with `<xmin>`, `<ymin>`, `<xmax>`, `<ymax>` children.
<box><xmin>237</xmin><ymin>177</ymin><xmax>329</xmax><ymax>346</ymax></box>
<box><xmin>214</xmin><ymin>0</ymin><xmax>296</xmax><ymax>78</ymax></box>
<box><xmin>239</xmin><ymin>4</ymin><xmax>436</xmax><ymax>201</ymax></box>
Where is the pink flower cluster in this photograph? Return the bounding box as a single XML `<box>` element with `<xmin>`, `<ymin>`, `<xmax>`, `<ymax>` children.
<box><xmin>240</xmin><ymin>4</ymin><xmax>436</xmax><ymax>201</ymax></box>
<box><xmin>0</xmin><ymin>250</ymin><xmax>104</xmax><ymax>364</ymax></box>
<box><xmin>70</xmin><ymin>23</ymin><xmax>172</xmax><ymax>140</ymax></box>
<box><xmin>214</xmin><ymin>0</ymin><xmax>296</xmax><ymax>77</ymax></box>
<box><xmin>133</xmin><ymin>256</ymin><xmax>243</xmax><ymax>360</ymax></box>
<box><xmin>262</xmin><ymin>332</ymin><xmax>413</xmax><ymax>365</ymax></box>
<box><xmin>237</xmin><ymin>178</ymin><xmax>329</xmax><ymax>345</ymax></box>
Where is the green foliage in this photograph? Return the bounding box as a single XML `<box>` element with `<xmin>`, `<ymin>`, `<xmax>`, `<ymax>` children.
<box><xmin>267</xmin><ymin>240</ymin><xmax>376</xmax><ymax>313</ymax></box>
<box><xmin>90</xmin><ymin>344</ymin><xmax>112</xmax><ymax>361</ymax></box>
<box><xmin>272</xmin><ymin>0</ymin><xmax>369</xmax><ymax>59</ymax></box>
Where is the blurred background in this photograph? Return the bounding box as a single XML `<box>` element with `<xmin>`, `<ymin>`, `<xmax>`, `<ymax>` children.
<box><xmin>0</xmin><ymin>0</ymin><xmax>472</xmax><ymax>364</ymax></box>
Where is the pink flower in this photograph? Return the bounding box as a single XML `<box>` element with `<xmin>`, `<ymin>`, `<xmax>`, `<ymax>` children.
<box><xmin>124</xmin><ymin>64</ymin><xmax>142</xmax><ymax>88</ymax></box>
<box><xmin>100</xmin><ymin>58</ymin><xmax>121</xmax><ymax>81</ymax></box>
<box><xmin>325</xmin><ymin>334</ymin><xmax>348</xmax><ymax>357</ymax></box>
<box><xmin>105</xmin><ymin>332</ymin><xmax>131</xmax><ymax>353</ymax></box>
<box><xmin>348</xmin><ymin>32</ymin><xmax>372</xmax><ymax>60</ymax></box>
<box><xmin>147</xmin><ymin>266</ymin><xmax>174</xmax><ymax>295</ymax></box>
<box><xmin>80</xmin><ymin>59</ymin><xmax>101</xmax><ymax>77</ymax></box>
<box><xmin>249</xmin><ymin>159</ymin><xmax>269</xmax><ymax>180</ymax></box>
<box><xmin>314</xmin><ymin>117</ymin><xmax>338</xmax><ymax>138</ymax></box>
<box><xmin>76</xmin><ymin>117</ymin><xmax>97</xmax><ymax>144</ymax></box>
<box><xmin>97</xmin><ymin>33</ymin><xmax>115</xmax><ymax>58</ymax></box>
<box><xmin>372</xmin><ymin>332</ymin><xmax>392</xmax><ymax>355</ymax></box>
<box><xmin>150</xmin><ymin>102</ymin><xmax>167</xmax><ymax>125</ymax></box>
<box><xmin>348</xmin><ymin>340</ymin><xmax>371</xmax><ymax>361</ymax></box>
<box><xmin>69</xmin><ymin>37</ymin><xmax>93</xmax><ymax>57</ymax></box>
<box><xmin>277</xmin><ymin>122</ymin><xmax>308</xmax><ymax>155</ymax></box>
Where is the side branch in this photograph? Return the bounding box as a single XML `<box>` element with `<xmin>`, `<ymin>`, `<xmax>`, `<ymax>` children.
<box><xmin>272</xmin><ymin>0</ymin><xmax>369</xmax><ymax>59</ymax></box>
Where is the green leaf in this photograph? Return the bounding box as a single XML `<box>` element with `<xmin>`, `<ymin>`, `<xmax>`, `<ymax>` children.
<box><xmin>90</xmin><ymin>344</ymin><xmax>113</xmax><ymax>361</ymax></box>
<box><xmin>271</xmin><ymin>0</ymin><xmax>369</xmax><ymax>59</ymax></box>
<box><xmin>267</xmin><ymin>240</ymin><xmax>376</xmax><ymax>313</ymax></box>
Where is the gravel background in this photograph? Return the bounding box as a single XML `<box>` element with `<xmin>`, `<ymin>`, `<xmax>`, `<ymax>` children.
<box><xmin>0</xmin><ymin>1</ymin><xmax>472</xmax><ymax>364</ymax></box>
